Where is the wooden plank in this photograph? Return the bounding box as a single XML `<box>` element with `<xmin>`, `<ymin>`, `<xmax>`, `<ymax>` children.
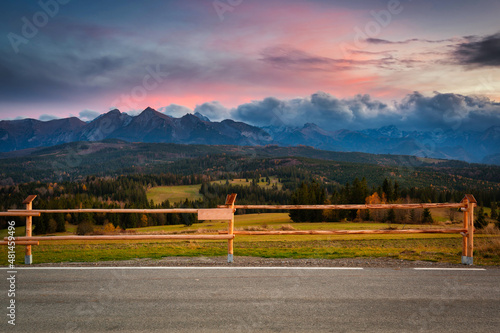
<box><xmin>219</xmin><ymin>228</ymin><xmax>467</xmax><ymax>235</ymax></box>
<box><xmin>9</xmin><ymin>234</ymin><xmax>235</xmax><ymax>241</ymax></box>
<box><xmin>218</xmin><ymin>203</ymin><xmax>466</xmax><ymax>210</ymax></box>
<box><xmin>0</xmin><ymin>212</ymin><xmax>40</xmax><ymax>216</ymax></box>
<box><xmin>198</xmin><ymin>209</ymin><xmax>233</xmax><ymax>221</ymax></box>
<box><xmin>8</xmin><ymin>208</ymin><xmax>199</xmax><ymax>214</ymax></box>
<box><xmin>0</xmin><ymin>241</ymin><xmax>39</xmax><ymax>246</ymax></box>
<box><xmin>22</xmin><ymin>195</ymin><xmax>37</xmax><ymax>205</ymax></box>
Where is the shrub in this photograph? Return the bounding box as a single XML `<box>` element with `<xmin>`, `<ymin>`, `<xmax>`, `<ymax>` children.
<box><xmin>47</xmin><ymin>219</ymin><xmax>58</xmax><ymax>234</ymax></box>
<box><xmin>76</xmin><ymin>221</ymin><xmax>94</xmax><ymax>235</ymax></box>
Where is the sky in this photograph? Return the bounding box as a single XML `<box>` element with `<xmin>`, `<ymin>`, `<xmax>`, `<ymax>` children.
<box><xmin>1</xmin><ymin>0</ymin><xmax>499</xmax><ymax>131</ymax></box>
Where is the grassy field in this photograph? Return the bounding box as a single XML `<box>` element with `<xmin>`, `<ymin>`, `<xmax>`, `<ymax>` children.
<box><xmin>1</xmin><ymin>212</ymin><xmax>499</xmax><ymax>266</ymax></box>
<box><xmin>211</xmin><ymin>176</ymin><xmax>283</xmax><ymax>189</ymax></box>
<box><xmin>146</xmin><ymin>184</ymin><xmax>203</xmax><ymax>205</ymax></box>
<box><xmin>146</xmin><ymin>177</ymin><xmax>283</xmax><ymax>205</ymax></box>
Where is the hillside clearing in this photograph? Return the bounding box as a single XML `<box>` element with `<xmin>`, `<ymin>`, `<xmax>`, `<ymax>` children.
<box><xmin>146</xmin><ymin>185</ymin><xmax>203</xmax><ymax>205</ymax></box>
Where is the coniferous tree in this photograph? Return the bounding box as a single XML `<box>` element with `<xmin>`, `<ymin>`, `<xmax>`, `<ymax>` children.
<box><xmin>394</xmin><ymin>181</ymin><xmax>400</xmax><ymax>201</ymax></box>
<box><xmin>422</xmin><ymin>208</ymin><xmax>433</xmax><ymax>224</ymax></box>
<box><xmin>386</xmin><ymin>209</ymin><xmax>396</xmax><ymax>224</ymax></box>
<box><xmin>474</xmin><ymin>206</ymin><xmax>487</xmax><ymax>229</ymax></box>
<box><xmin>490</xmin><ymin>202</ymin><xmax>498</xmax><ymax>220</ymax></box>
<box><xmin>382</xmin><ymin>179</ymin><xmax>393</xmax><ymax>202</ymax></box>
<box><xmin>289</xmin><ymin>182</ymin><xmax>326</xmax><ymax>222</ymax></box>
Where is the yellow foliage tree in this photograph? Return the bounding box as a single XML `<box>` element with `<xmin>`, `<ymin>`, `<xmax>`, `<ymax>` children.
<box><xmin>140</xmin><ymin>214</ymin><xmax>148</xmax><ymax>228</ymax></box>
<box><xmin>365</xmin><ymin>192</ymin><xmax>387</xmax><ymax>221</ymax></box>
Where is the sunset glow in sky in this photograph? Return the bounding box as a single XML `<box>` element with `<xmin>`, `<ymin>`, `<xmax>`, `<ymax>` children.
<box><xmin>1</xmin><ymin>0</ymin><xmax>499</xmax><ymax>130</ymax></box>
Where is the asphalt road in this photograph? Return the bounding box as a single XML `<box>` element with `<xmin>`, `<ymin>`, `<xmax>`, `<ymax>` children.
<box><xmin>1</xmin><ymin>267</ymin><xmax>499</xmax><ymax>332</ymax></box>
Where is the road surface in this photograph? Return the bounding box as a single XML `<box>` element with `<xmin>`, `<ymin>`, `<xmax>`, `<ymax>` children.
<box><xmin>1</xmin><ymin>267</ymin><xmax>499</xmax><ymax>332</ymax></box>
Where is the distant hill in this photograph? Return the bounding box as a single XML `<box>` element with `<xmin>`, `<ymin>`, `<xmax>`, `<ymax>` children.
<box><xmin>1</xmin><ymin>107</ymin><xmax>500</xmax><ymax>164</ymax></box>
<box><xmin>1</xmin><ymin>141</ymin><xmax>500</xmax><ymax>190</ymax></box>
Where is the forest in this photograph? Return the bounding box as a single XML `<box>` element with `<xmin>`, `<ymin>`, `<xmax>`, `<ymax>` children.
<box><xmin>1</xmin><ymin>161</ymin><xmax>499</xmax><ymax>234</ymax></box>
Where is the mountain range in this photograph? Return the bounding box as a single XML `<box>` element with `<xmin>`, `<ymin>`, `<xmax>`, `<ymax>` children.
<box><xmin>1</xmin><ymin>107</ymin><xmax>500</xmax><ymax>165</ymax></box>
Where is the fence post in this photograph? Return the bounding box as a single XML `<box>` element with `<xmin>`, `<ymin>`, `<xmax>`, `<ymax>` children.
<box><xmin>461</xmin><ymin>194</ymin><xmax>476</xmax><ymax>265</ymax></box>
<box><xmin>225</xmin><ymin>194</ymin><xmax>237</xmax><ymax>263</ymax></box>
<box><xmin>23</xmin><ymin>195</ymin><xmax>37</xmax><ymax>265</ymax></box>
<box><xmin>461</xmin><ymin>201</ymin><xmax>468</xmax><ymax>260</ymax></box>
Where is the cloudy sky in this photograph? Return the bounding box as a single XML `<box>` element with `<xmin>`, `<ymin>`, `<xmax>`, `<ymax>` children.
<box><xmin>1</xmin><ymin>0</ymin><xmax>499</xmax><ymax>131</ymax></box>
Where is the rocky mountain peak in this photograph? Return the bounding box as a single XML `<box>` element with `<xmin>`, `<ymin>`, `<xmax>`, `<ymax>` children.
<box><xmin>194</xmin><ymin>112</ymin><xmax>210</xmax><ymax>122</ymax></box>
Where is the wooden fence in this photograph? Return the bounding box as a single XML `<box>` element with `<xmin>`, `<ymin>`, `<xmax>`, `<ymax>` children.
<box><xmin>2</xmin><ymin>194</ymin><xmax>477</xmax><ymax>265</ymax></box>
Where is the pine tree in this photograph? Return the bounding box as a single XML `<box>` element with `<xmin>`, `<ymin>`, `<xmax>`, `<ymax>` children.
<box><xmin>394</xmin><ymin>181</ymin><xmax>400</xmax><ymax>201</ymax></box>
<box><xmin>490</xmin><ymin>202</ymin><xmax>498</xmax><ymax>220</ymax></box>
<box><xmin>422</xmin><ymin>208</ymin><xmax>433</xmax><ymax>224</ymax></box>
<box><xmin>386</xmin><ymin>209</ymin><xmax>396</xmax><ymax>224</ymax></box>
<box><xmin>382</xmin><ymin>179</ymin><xmax>393</xmax><ymax>202</ymax></box>
<box><xmin>474</xmin><ymin>206</ymin><xmax>487</xmax><ymax>229</ymax></box>
<box><xmin>289</xmin><ymin>182</ymin><xmax>325</xmax><ymax>222</ymax></box>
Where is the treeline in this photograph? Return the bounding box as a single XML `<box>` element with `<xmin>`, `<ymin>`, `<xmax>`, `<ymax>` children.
<box><xmin>288</xmin><ymin>178</ymin><xmax>498</xmax><ymax>224</ymax></box>
<box><xmin>199</xmin><ymin>181</ymin><xmax>290</xmax><ymax>213</ymax></box>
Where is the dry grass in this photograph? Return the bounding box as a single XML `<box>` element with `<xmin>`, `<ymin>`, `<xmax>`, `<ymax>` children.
<box><xmin>241</xmin><ymin>224</ymin><xmax>296</xmax><ymax>231</ymax></box>
<box><xmin>242</xmin><ymin>225</ymin><xmax>268</xmax><ymax>231</ymax></box>
<box><xmin>277</xmin><ymin>224</ymin><xmax>296</xmax><ymax>231</ymax></box>
<box><xmin>135</xmin><ymin>228</ymin><xmax>220</xmax><ymax>235</ymax></box>
<box><xmin>475</xmin><ymin>224</ymin><xmax>500</xmax><ymax>260</ymax></box>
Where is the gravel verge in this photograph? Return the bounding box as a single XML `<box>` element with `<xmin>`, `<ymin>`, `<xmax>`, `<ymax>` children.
<box><xmin>28</xmin><ymin>256</ymin><xmax>499</xmax><ymax>268</ymax></box>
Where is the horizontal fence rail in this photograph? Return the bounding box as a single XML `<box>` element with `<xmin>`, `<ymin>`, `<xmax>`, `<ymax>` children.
<box><xmin>10</xmin><ymin>235</ymin><xmax>234</xmax><ymax>241</ymax></box>
<box><xmin>0</xmin><ymin>241</ymin><xmax>39</xmax><ymax>246</ymax></box>
<box><xmin>7</xmin><ymin>209</ymin><xmax>199</xmax><ymax>214</ymax></box>
<box><xmin>1</xmin><ymin>194</ymin><xmax>477</xmax><ymax>265</ymax></box>
<box><xmin>218</xmin><ymin>203</ymin><xmax>467</xmax><ymax>210</ymax></box>
<box><xmin>0</xmin><ymin>212</ymin><xmax>41</xmax><ymax>217</ymax></box>
<box><xmin>219</xmin><ymin>228</ymin><xmax>467</xmax><ymax>235</ymax></box>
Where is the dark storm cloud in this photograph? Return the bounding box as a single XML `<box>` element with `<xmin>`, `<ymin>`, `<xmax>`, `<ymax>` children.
<box><xmin>399</xmin><ymin>91</ymin><xmax>500</xmax><ymax>131</ymax></box>
<box><xmin>231</xmin><ymin>92</ymin><xmax>398</xmax><ymax>130</ymax></box>
<box><xmin>230</xmin><ymin>91</ymin><xmax>500</xmax><ymax>131</ymax></box>
<box><xmin>454</xmin><ymin>32</ymin><xmax>500</xmax><ymax>67</ymax></box>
